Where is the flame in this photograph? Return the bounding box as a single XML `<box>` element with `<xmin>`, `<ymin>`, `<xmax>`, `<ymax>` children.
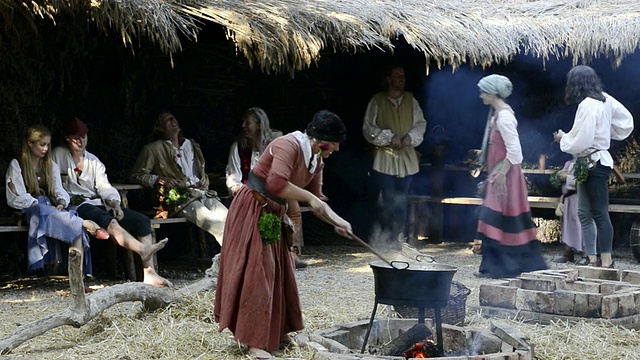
<box><xmin>403</xmin><ymin>339</ymin><xmax>438</xmax><ymax>359</ymax></box>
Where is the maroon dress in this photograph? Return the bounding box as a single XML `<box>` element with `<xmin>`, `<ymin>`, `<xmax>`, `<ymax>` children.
<box><xmin>477</xmin><ymin>115</ymin><xmax>547</xmax><ymax>278</ymax></box>
<box><xmin>214</xmin><ymin>134</ymin><xmax>324</xmax><ymax>352</ymax></box>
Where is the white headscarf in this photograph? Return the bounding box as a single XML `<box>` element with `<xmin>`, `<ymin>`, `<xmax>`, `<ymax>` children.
<box><xmin>478</xmin><ymin>74</ymin><xmax>513</xmax><ymax>99</ymax></box>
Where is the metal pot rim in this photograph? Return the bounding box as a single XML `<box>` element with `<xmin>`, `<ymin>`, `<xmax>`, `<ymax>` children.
<box><xmin>369</xmin><ymin>260</ymin><xmax>458</xmax><ymax>272</ymax></box>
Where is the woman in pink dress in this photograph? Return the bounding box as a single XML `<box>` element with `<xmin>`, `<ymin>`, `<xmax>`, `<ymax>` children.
<box><xmin>475</xmin><ymin>74</ymin><xmax>547</xmax><ymax>278</ymax></box>
<box><xmin>214</xmin><ymin>110</ymin><xmax>352</xmax><ymax>359</ymax></box>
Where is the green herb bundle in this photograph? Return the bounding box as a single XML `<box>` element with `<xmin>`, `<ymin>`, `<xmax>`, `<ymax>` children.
<box><xmin>258</xmin><ymin>212</ymin><xmax>281</xmax><ymax>245</ymax></box>
<box><xmin>163</xmin><ymin>188</ymin><xmax>190</xmax><ymax>207</ymax></box>
<box><xmin>70</xmin><ymin>194</ymin><xmax>85</xmax><ymax>206</ymax></box>
<box><xmin>573</xmin><ymin>157</ymin><xmax>590</xmax><ymax>184</ymax></box>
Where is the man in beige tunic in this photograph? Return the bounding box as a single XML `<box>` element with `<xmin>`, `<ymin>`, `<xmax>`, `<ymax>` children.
<box><xmin>130</xmin><ymin>112</ymin><xmax>228</xmax><ymax>246</ymax></box>
<box><xmin>363</xmin><ymin>66</ymin><xmax>427</xmax><ymax>242</ymax></box>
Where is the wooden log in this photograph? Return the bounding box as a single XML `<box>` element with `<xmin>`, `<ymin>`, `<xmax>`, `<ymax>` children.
<box><xmin>379</xmin><ymin>323</ymin><xmax>433</xmax><ymax>356</ymax></box>
<box><xmin>0</xmin><ymin>250</ymin><xmax>219</xmax><ymax>355</ymax></box>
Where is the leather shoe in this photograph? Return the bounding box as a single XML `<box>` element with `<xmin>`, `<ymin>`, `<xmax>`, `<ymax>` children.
<box><xmin>295</xmin><ymin>255</ymin><xmax>307</xmax><ymax>269</ymax></box>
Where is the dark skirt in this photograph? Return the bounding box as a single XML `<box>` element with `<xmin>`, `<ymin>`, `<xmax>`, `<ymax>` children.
<box><xmin>478</xmin><ymin>237</ymin><xmax>547</xmax><ymax>278</ymax></box>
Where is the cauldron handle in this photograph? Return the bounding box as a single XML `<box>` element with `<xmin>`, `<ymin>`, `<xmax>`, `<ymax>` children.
<box><xmin>390</xmin><ymin>261</ymin><xmax>410</xmax><ymax>270</ymax></box>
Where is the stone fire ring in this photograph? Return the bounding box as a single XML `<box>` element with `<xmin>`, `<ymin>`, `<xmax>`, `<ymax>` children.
<box><xmin>294</xmin><ymin>318</ymin><xmax>533</xmax><ymax>359</ymax></box>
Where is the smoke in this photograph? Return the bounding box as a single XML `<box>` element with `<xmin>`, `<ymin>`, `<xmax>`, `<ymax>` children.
<box><xmin>419</xmin><ymin>52</ymin><xmax>640</xmax><ymax>168</ymax></box>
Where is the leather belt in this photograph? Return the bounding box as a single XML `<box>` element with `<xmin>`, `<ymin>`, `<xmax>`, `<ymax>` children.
<box><xmin>251</xmin><ymin>190</ymin><xmax>268</xmax><ymax>207</ymax></box>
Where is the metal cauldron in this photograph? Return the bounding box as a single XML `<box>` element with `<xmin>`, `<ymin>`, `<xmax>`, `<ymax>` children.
<box><xmin>369</xmin><ymin>258</ymin><xmax>458</xmax><ymax>306</ymax></box>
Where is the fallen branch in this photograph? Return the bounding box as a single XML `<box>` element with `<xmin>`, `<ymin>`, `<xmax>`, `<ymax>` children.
<box><xmin>0</xmin><ymin>250</ymin><xmax>218</xmax><ymax>354</ymax></box>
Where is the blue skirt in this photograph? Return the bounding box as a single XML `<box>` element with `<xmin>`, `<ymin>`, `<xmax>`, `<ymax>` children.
<box><xmin>22</xmin><ymin>197</ymin><xmax>92</xmax><ymax>274</ymax></box>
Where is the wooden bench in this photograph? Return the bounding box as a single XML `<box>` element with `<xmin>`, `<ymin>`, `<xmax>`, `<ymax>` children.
<box><xmin>407</xmin><ymin>194</ymin><xmax>640</xmax><ymax>245</ymax></box>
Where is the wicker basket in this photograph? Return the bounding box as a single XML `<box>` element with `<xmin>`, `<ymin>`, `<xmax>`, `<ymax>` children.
<box><xmin>393</xmin><ymin>281</ymin><xmax>471</xmax><ymax>325</ymax></box>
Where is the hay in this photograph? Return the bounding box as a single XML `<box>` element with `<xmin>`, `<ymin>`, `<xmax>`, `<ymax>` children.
<box><xmin>3</xmin><ymin>244</ymin><xmax>640</xmax><ymax>359</ymax></box>
<box><xmin>467</xmin><ymin>314</ymin><xmax>640</xmax><ymax>360</ymax></box>
<box><xmin>7</xmin><ymin>1</ymin><xmax>640</xmax><ymax>74</ymax></box>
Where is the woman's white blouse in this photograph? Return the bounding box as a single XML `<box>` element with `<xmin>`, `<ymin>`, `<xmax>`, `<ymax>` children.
<box><xmin>5</xmin><ymin>159</ymin><xmax>70</xmax><ymax>210</ymax></box>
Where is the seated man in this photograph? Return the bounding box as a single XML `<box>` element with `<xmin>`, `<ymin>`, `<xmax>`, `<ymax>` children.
<box><xmin>52</xmin><ymin>117</ymin><xmax>171</xmax><ymax>287</ymax></box>
<box><xmin>130</xmin><ymin>112</ymin><xmax>228</xmax><ymax>246</ymax></box>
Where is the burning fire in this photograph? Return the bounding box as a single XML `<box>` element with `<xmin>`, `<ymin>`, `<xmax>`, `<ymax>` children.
<box><xmin>403</xmin><ymin>339</ymin><xmax>438</xmax><ymax>359</ymax></box>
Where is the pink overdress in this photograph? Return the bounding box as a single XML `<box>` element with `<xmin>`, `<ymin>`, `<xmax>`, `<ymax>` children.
<box><xmin>477</xmin><ymin>117</ymin><xmax>547</xmax><ymax>278</ymax></box>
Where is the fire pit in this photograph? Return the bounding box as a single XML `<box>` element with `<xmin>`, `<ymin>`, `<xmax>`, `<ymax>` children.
<box><xmin>362</xmin><ymin>260</ymin><xmax>458</xmax><ymax>356</ymax></box>
<box><xmin>304</xmin><ymin>318</ymin><xmax>534</xmax><ymax>359</ymax></box>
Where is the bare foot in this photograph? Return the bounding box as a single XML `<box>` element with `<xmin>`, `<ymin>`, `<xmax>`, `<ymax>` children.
<box><xmin>82</xmin><ymin>220</ymin><xmax>109</xmax><ymax>240</ymax></box>
<box><xmin>139</xmin><ymin>237</ymin><xmax>169</xmax><ymax>263</ymax></box>
<box><xmin>143</xmin><ymin>267</ymin><xmax>173</xmax><ymax>287</ymax></box>
<box><xmin>248</xmin><ymin>347</ymin><xmax>271</xmax><ymax>359</ymax></box>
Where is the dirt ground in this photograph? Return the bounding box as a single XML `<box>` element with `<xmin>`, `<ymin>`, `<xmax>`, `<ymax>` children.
<box><xmin>1</xmin><ymin>240</ymin><xmax>639</xmax><ymax>359</ymax></box>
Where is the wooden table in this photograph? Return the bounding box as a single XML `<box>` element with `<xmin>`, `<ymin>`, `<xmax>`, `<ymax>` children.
<box><xmin>408</xmin><ymin>166</ymin><xmax>640</xmax><ymax>245</ymax></box>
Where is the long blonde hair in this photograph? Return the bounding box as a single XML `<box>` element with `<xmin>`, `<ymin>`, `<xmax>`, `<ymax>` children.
<box><xmin>19</xmin><ymin>125</ymin><xmax>55</xmax><ymax>200</ymax></box>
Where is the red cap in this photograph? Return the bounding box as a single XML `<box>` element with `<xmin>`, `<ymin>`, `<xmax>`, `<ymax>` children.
<box><xmin>62</xmin><ymin>117</ymin><xmax>88</xmax><ymax>137</ymax></box>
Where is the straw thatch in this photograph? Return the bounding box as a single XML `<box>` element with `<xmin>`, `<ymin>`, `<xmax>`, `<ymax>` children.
<box><xmin>8</xmin><ymin>0</ymin><xmax>640</xmax><ymax>74</ymax></box>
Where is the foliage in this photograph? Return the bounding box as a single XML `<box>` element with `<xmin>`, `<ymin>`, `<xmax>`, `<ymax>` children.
<box><xmin>258</xmin><ymin>212</ymin><xmax>281</xmax><ymax>245</ymax></box>
<box><xmin>549</xmin><ymin>170</ymin><xmax>562</xmax><ymax>189</ymax></box>
<box><xmin>70</xmin><ymin>195</ymin><xmax>85</xmax><ymax>206</ymax></box>
<box><xmin>615</xmin><ymin>138</ymin><xmax>640</xmax><ymax>173</ymax></box>
<box><xmin>573</xmin><ymin>157</ymin><xmax>590</xmax><ymax>184</ymax></box>
<box><xmin>161</xmin><ymin>188</ymin><xmax>190</xmax><ymax>208</ymax></box>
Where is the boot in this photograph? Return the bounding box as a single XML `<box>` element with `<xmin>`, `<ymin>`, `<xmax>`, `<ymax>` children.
<box><xmin>555</xmin><ymin>245</ymin><xmax>574</xmax><ymax>263</ymax></box>
<box><xmin>294</xmin><ymin>254</ymin><xmax>308</xmax><ymax>269</ymax></box>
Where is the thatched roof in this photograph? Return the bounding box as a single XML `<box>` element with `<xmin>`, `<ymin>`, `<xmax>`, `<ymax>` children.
<box><xmin>11</xmin><ymin>0</ymin><xmax>640</xmax><ymax>74</ymax></box>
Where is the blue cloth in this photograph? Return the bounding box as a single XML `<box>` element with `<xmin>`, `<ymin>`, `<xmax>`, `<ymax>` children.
<box><xmin>22</xmin><ymin>197</ymin><xmax>92</xmax><ymax>274</ymax></box>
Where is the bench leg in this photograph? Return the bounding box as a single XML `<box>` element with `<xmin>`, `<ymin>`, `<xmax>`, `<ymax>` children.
<box><xmin>123</xmin><ymin>250</ymin><xmax>138</xmax><ymax>281</ymax></box>
<box><xmin>106</xmin><ymin>239</ymin><xmax>118</xmax><ymax>278</ymax></box>
<box><xmin>198</xmin><ymin>229</ymin><xmax>207</xmax><ymax>258</ymax></box>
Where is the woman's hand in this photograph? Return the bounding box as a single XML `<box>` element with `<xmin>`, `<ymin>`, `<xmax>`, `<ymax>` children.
<box><xmin>556</xmin><ymin>170</ymin><xmax>568</xmax><ymax>182</ymax></box>
<box><xmin>55</xmin><ymin>204</ymin><xmax>65</xmax><ymax>211</ymax></box>
<box><xmin>333</xmin><ymin>220</ymin><xmax>353</xmax><ymax>238</ymax></box>
<box><xmin>490</xmin><ymin>172</ymin><xmax>507</xmax><ymax>196</ymax></box>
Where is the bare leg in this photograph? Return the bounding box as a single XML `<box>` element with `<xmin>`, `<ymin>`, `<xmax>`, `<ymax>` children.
<box><xmin>143</xmin><ymin>266</ymin><xmax>172</xmax><ymax>287</ymax></box>
<box><xmin>106</xmin><ymin>219</ymin><xmax>168</xmax><ymax>263</ymax></box>
<box><xmin>138</xmin><ymin>233</ymin><xmax>172</xmax><ymax>287</ymax></box>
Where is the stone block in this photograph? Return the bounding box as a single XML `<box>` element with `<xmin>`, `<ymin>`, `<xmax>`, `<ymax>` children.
<box><xmin>519</xmin><ymin>278</ymin><xmax>555</xmax><ymax>292</ymax></box>
<box><xmin>553</xmin><ymin>290</ymin><xmax>575</xmax><ymax>316</ymax></box>
<box><xmin>554</xmin><ymin>290</ymin><xmax>602</xmax><ymax>317</ymax></box>
<box><xmin>442</xmin><ymin>324</ymin><xmax>470</xmax><ymax>355</ymax></box>
<box><xmin>508</xmin><ymin>278</ymin><xmax>522</xmax><ymax>288</ymax></box>
<box><xmin>602</xmin><ymin>294</ymin><xmax>621</xmax><ymax>319</ymax></box>
<box><xmin>602</xmin><ymin>293</ymin><xmax>636</xmax><ymax>319</ymax></box>
<box><xmin>519</xmin><ymin>272</ymin><xmax>564</xmax><ymax>281</ymax></box>
<box><xmin>322</xmin><ymin>329</ymin><xmax>350</xmax><ymax>349</ymax></box>
<box><xmin>577</xmin><ymin>266</ymin><xmax>619</xmax><ymax>281</ymax></box>
<box><xmin>615</xmin><ymin>292</ymin><xmax>637</xmax><ymax>317</ymax></box>
<box><xmin>469</xmin><ymin>329</ymin><xmax>502</xmax><ymax>354</ymax></box>
<box><xmin>480</xmin><ymin>284</ymin><xmax>518</xmax><ymax>309</ymax></box>
<box><xmin>490</xmin><ymin>320</ymin><xmax>530</xmax><ymax>351</ymax></box>
<box><xmin>621</xmin><ymin>270</ymin><xmax>640</xmax><ymax>285</ymax></box>
<box><xmin>515</xmin><ymin>289</ymin><xmax>554</xmax><ymax>314</ymax></box>
<box><xmin>600</xmin><ymin>281</ymin><xmax>636</xmax><ymax>296</ymax></box>
<box><xmin>555</xmin><ymin>280</ymin><xmax>600</xmax><ymax>293</ymax></box>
